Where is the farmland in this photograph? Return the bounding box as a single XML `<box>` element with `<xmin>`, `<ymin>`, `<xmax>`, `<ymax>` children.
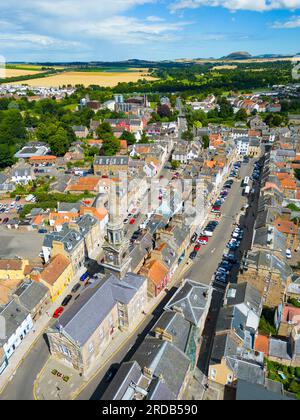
<box><xmin>9</xmin><ymin>69</ymin><xmax>156</xmax><ymax>88</ymax></box>
<box><xmin>4</xmin><ymin>68</ymin><xmax>44</xmax><ymax>78</ymax></box>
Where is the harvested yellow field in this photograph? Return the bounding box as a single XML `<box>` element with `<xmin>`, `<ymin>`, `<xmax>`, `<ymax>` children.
<box><xmin>4</xmin><ymin>68</ymin><xmax>42</xmax><ymax>77</ymax></box>
<box><xmin>10</xmin><ymin>71</ymin><xmax>156</xmax><ymax>88</ymax></box>
<box><xmin>212</xmin><ymin>65</ymin><xmax>237</xmax><ymax>70</ymax></box>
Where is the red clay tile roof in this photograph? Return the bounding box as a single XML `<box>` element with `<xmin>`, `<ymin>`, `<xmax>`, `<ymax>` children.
<box><xmin>281</xmin><ymin>305</ymin><xmax>300</xmax><ymax>325</ymax></box>
<box><xmin>141</xmin><ymin>260</ymin><xmax>168</xmax><ymax>286</ymax></box>
<box><xmin>255</xmin><ymin>335</ymin><xmax>269</xmax><ymax>356</ymax></box>
<box><xmin>274</xmin><ymin>218</ymin><xmax>298</xmax><ymax>235</ymax></box>
<box><xmin>39</xmin><ymin>254</ymin><xmax>71</xmax><ymax>286</ymax></box>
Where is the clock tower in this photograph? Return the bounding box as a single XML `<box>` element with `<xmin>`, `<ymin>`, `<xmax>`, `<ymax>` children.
<box><xmin>101</xmin><ymin>186</ymin><xmax>131</xmax><ymax>278</ymax></box>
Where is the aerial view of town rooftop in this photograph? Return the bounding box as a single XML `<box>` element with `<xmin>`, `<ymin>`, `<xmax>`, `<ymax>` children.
<box><xmin>0</xmin><ymin>0</ymin><xmax>300</xmax><ymax>406</ymax></box>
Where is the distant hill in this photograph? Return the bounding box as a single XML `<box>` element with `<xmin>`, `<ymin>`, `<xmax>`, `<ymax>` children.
<box><xmin>222</xmin><ymin>51</ymin><xmax>252</xmax><ymax>60</ymax></box>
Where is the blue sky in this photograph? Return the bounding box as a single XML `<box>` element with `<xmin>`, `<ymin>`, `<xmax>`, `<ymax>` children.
<box><xmin>1</xmin><ymin>0</ymin><xmax>300</xmax><ymax>62</ymax></box>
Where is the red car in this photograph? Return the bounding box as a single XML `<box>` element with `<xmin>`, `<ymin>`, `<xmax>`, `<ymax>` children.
<box><xmin>198</xmin><ymin>236</ymin><xmax>209</xmax><ymax>244</ymax></box>
<box><xmin>194</xmin><ymin>245</ymin><xmax>201</xmax><ymax>252</ymax></box>
<box><xmin>53</xmin><ymin>307</ymin><xmax>64</xmax><ymax>319</ymax></box>
<box><xmin>129</xmin><ymin>218</ymin><xmax>136</xmax><ymax>225</ymax></box>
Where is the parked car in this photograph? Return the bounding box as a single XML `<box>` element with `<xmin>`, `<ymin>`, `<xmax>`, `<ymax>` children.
<box><xmin>286</xmin><ymin>249</ymin><xmax>292</xmax><ymax>260</ymax></box>
<box><xmin>53</xmin><ymin>307</ymin><xmax>64</xmax><ymax>319</ymax></box>
<box><xmin>191</xmin><ymin>233</ymin><xmax>198</xmax><ymax>243</ymax></box>
<box><xmin>38</xmin><ymin>229</ymin><xmax>47</xmax><ymax>234</ymax></box>
<box><xmin>71</xmin><ymin>283</ymin><xmax>81</xmax><ymax>294</ymax></box>
<box><xmin>189</xmin><ymin>251</ymin><xmax>198</xmax><ymax>260</ymax></box>
<box><xmin>129</xmin><ymin>218</ymin><xmax>136</xmax><ymax>225</ymax></box>
<box><xmin>61</xmin><ymin>295</ymin><xmax>72</xmax><ymax>307</ymax></box>
<box><xmin>198</xmin><ymin>236</ymin><xmax>209</xmax><ymax>244</ymax></box>
<box><xmin>194</xmin><ymin>244</ymin><xmax>201</xmax><ymax>252</ymax></box>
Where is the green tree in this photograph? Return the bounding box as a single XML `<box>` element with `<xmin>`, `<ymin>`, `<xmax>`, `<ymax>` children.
<box><xmin>182</xmin><ymin>130</ymin><xmax>193</xmax><ymax>142</ymax></box>
<box><xmin>235</xmin><ymin>108</ymin><xmax>248</xmax><ymax>121</ymax></box>
<box><xmin>141</xmin><ymin>132</ymin><xmax>150</xmax><ymax>143</ymax></box>
<box><xmin>0</xmin><ymin>144</ymin><xmax>16</xmax><ymax>169</ymax></box>
<box><xmin>96</xmin><ymin>122</ymin><xmax>114</xmax><ymax>139</ymax></box>
<box><xmin>48</xmin><ymin>127</ymin><xmax>70</xmax><ymax>156</ymax></box>
<box><xmin>295</xmin><ymin>169</ymin><xmax>300</xmax><ymax>181</ymax></box>
<box><xmin>101</xmin><ymin>137</ymin><xmax>121</xmax><ymax>156</ymax></box>
<box><xmin>120</xmin><ymin>130</ymin><xmax>136</xmax><ymax>146</ymax></box>
<box><xmin>171</xmin><ymin>160</ymin><xmax>180</xmax><ymax>170</ymax></box>
<box><xmin>0</xmin><ymin>109</ymin><xmax>26</xmax><ymax>145</ymax></box>
<box><xmin>202</xmin><ymin>134</ymin><xmax>210</xmax><ymax>149</ymax></box>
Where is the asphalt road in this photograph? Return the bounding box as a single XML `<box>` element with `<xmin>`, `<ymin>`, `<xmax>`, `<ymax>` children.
<box><xmin>0</xmin><ymin>336</ymin><xmax>50</xmax><ymax>400</ymax></box>
<box><xmin>197</xmin><ymin>157</ymin><xmax>264</xmax><ymax>377</ymax></box>
<box><xmin>0</xmin><ymin>159</ymin><xmax>257</xmax><ymax>401</ymax></box>
<box><xmin>183</xmin><ymin>160</ymin><xmax>254</xmax><ymax>287</ymax></box>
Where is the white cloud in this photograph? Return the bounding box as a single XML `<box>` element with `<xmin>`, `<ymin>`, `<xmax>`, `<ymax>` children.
<box><xmin>0</xmin><ymin>33</ymin><xmax>81</xmax><ymax>49</ymax></box>
<box><xmin>64</xmin><ymin>15</ymin><xmax>192</xmax><ymax>44</ymax></box>
<box><xmin>146</xmin><ymin>15</ymin><xmax>166</xmax><ymax>21</ymax></box>
<box><xmin>170</xmin><ymin>0</ymin><xmax>300</xmax><ymax>12</ymax></box>
<box><xmin>272</xmin><ymin>15</ymin><xmax>300</xmax><ymax>27</ymax></box>
<box><xmin>0</xmin><ymin>0</ymin><xmax>191</xmax><ymax>53</ymax></box>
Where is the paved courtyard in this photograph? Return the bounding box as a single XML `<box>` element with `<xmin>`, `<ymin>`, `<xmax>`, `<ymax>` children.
<box><xmin>34</xmin><ymin>357</ymin><xmax>83</xmax><ymax>401</ymax></box>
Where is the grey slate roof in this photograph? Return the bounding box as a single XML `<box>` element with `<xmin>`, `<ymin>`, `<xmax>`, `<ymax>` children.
<box><xmin>43</xmin><ymin>226</ymin><xmax>84</xmax><ymax>253</ymax></box>
<box><xmin>210</xmin><ymin>333</ymin><xmax>239</xmax><ymax>364</ymax></box>
<box><xmin>225</xmin><ymin>283</ymin><xmax>262</xmax><ymax>317</ymax></box>
<box><xmin>102</xmin><ymin>361</ymin><xmax>143</xmax><ymax>400</ymax></box>
<box><xmin>132</xmin><ymin>337</ymin><xmax>190</xmax><ymax>399</ymax></box>
<box><xmin>269</xmin><ymin>338</ymin><xmax>292</xmax><ymax>360</ymax></box>
<box><xmin>129</xmin><ymin>232</ymin><xmax>154</xmax><ymax>271</ymax></box>
<box><xmin>102</xmin><ymin>360</ymin><xmax>175</xmax><ymax>401</ymax></box>
<box><xmin>253</xmin><ymin>225</ymin><xmax>286</xmax><ymax>257</ymax></box>
<box><xmin>13</xmin><ymin>279</ymin><xmax>48</xmax><ymax>312</ymax></box>
<box><xmin>0</xmin><ymin>301</ymin><xmax>30</xmax><ymax>345</ymax></box>
<box><xmin>76</xmin><ymin>213</ymin><xmax>98</xmax><ymax>236</ymax></box>
<box><xmin>165</xmin><ymin>280</ymin><xmax>210</xmax><ymax>326</ymax></box>
<box><xmin>245</xmin><ymin>250</ymin><xmax>292</xmax><ymax>282</ymax></box>
<box><xmin>94</xmin><ymin>156</ymin><xmax>129</xmax><ymax>166</ymax></box>
<box><xmin>56</xmin><ymin>273</ymin><xmax>146</xmax><ymax>346</ymax></box>
<box><xmin>236</xmin><ymin>379</ymin><xmax>292</xmax><ymax>401</ymax></box>
<box><xmin>151</xmin><ymin>311</ymin><xmax>192</xmax><ymax>353</ymax></box>
<box><xmin>57</xmin><ymin>202</ymin><xmax>81</xmax><ymax>213</ymax></box>
<box><xmin>147</xmin><ymin>377</ymin><xmax>175</xmax><ymax>400</ymax></box>
<box><xmin>228</xmin><ymin>356</ymin><xmax>265</xmax><ymax>385</ymax></box>
<box><xmin>216</xmin><ymin>306</ymin><xmax>248</xmax><ymax>342</ymax></box>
